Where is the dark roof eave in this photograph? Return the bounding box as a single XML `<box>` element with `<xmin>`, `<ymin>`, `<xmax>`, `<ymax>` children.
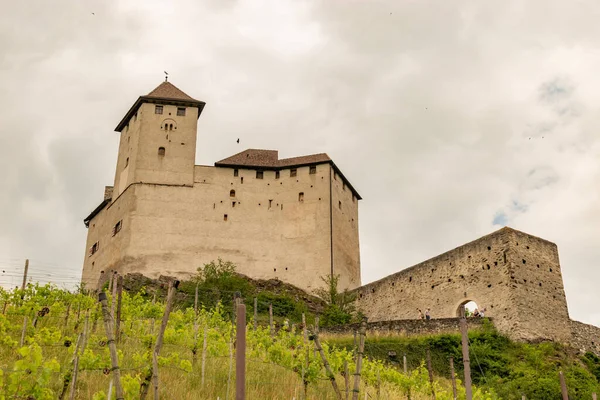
<box><xmin>214</xmin><ymin>160</ymin><xmax>362</xmax><ymax>200</ymax></box>
<box><xmin>83</xmin><ymin>198</ymin><xmax>111</xmax><ymax>228</ymax></box>
<box><xmin>114</xmin><ymin>96</ymin><xmax>206</xmax><ymax>132</ymax></box>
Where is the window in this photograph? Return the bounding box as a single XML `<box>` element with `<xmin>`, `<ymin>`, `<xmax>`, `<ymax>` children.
<box><xmin>298</xmin><ymin>192</ymin><xmax>304</xmax><ymax>202</ymax></box>
<box><xmin>234</xmin><ymin>169</ymin><xmax>239</xmax><ymax>177</ymax></box>
<box><xmin>268</xmin><ymin>199</ymin><xmax>273</xmax><ymax>209</ymax></box>
<box><xmin>88</xmin><ymin>241</ymin><xmax>99</xmax><ymax>257</ymax></box>
<box><xmin>290</xmin><ymin>168</ymin><xmax>297</xmax><ymax>177</ymax></box>
<box><xmin>256</xmin><ymin>171</ymin><xmax>264</xmax><ymax>179</ymax></box>
<box><xmin>241</xmin><ymin>177</ymin><xmax>244</xmax><ymax>184</ymax></box>
<box><xmin>224</xmin><ymin>214</ymin><xmax>228</xmax><ymax>221</ymax></box>
<box><xmin>339</xmin><ymin>200</ymin><xmax>342</xmax><ymax>209</ymax></box>
<box><xmin>134</xmin><ymin>112</ymin><xmax>137</xmax><ymax>121</ymax></box>
<box><xmin>158</xmin><ymin>147</ymin><xmax>165</xmax><ymax>156</ymax></box>
<box><xmin>309</xmin><ymin>166</ymin><xmax>316</xmax><ymax>174</ymax></box>
<box><xmin>343</xmin><ymin>182</ymin><xmax>346</xmax><ymax>191</ymax></box>
<box><xmin>155</xmin><ymin>105</ymin><xmax>163</xmax><ymax>114</ymax></box>
<box><xmin>232</xmin><ymin>202</ymin><xmax>236</xmax><ymax>208</ymax></box>
<box><xmin>177</xmin><ymin>107</ymin><xmax>186</xmax><ymax>116</ymax></box>
<box><xmin>112</xmin><ymin>220</ymin><xmax>122</xmax><ymax>236</ymax></box>
<box><xmin>275</xmin><ymin>171</ymin><xmax>280</xmax><ymax>179</ymax></box>
<box><xmin>124</xmin><ymin>157</ymin><xmax>129</xmax><ymax>168</ymax></box>
<box><xmin>230</xmin><ymin>190</ymin><xmax>235</xmax><ymax>197</ymax></box>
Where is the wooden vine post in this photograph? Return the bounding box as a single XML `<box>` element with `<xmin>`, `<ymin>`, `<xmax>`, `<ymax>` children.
<box><xmin>449</xmin><ymin>357</ymin><xmax>458</xmax><ymax>400</ymax></box>
<box><xmin>313</xmin><ymin>330</ymin><xmax>343</xmax><ymax>400</ymax></box>
<box><xmin>559</xmin><ymin>371</ymin><xmax>568</xmax><ymax>400</ymax></box>
<box><xmin>269</xmin><ymin>303</ymin><xmax>274</xmax><ymax>338</ymax></box>
<box><xmin>193</xmin><ymin>284</ymin><xmax>199</xmax><ymax>366</ymax></box>
<box><xmin>352</xmin><ymin>318</ymin><xmax>367</xmax><ymax>400</ymax></box>
<box><xmin>98</xmin><ymin>291</ymin><xmax>124</xmax><ymax>400</ymax></box>
<box><xmin>115</xmin><ymin>275</ymin><xmax>123</xmax><ymax>343</ymax></box>
<box><xmin>459</xmin><ymin>306</ymin><xmax>473</xmax><ymax>400</ymax></box>
<box><xmin>68</xmin><ymin>333</ymin><xmax>84</xmax><ymax>400</ymax></box>
<box><xmin>201</xmin><ymin>324</ymin><xmax>208</xmax><ymax>386</ymax></box>
<box><xmin>139</xmin><ymin>279</ymin><xmax>178</xmax><ymax>400</ymax></box>
<box><xmin>253</xmin><ymin>297</ymin><xmax>258</xmax><ymax>330</ymax></box>
<box><xmin>235</xmin><ymin>302</ymin><xmax>246</xmax><ymax>400</ymax></box>
<box><xmin>426</xmin><ymin>348</ymin><xmax>436</xmax><ymax>400</ymax></box>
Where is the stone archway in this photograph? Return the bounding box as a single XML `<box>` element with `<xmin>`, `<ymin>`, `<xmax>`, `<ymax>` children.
<box><xmin>456</xmin><ymin>299</ymin><xmax>480</xmax><ymax>317</ymax></box>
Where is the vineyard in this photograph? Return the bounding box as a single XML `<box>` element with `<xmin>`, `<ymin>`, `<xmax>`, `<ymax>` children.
<box><xmin>0</xmin><ymin>281</ymin><xmax>498</xmax><ymax>400</ymax></box>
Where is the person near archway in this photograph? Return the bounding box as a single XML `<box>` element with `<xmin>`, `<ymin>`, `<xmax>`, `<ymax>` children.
<box><xmin>425</xmin><ymin>308</ymin><xmax>431</xmax><ymax>320</ymax></box>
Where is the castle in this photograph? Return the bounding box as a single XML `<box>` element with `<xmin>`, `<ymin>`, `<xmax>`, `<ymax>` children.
<box><xmin>83</xmin><ymin>82</ymin><xmax>600</xmax><ymax>351</ymax></box>
<box><xmin>81</xmin><ymin>81</ymin><xmax>361</xmax><ymax>292</ymax></box>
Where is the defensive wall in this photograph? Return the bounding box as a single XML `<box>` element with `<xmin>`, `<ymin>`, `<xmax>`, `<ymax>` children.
<box><xmin>353</xmin><ymin>227</ymin><xmax>573</xmax><ymax>343</ymax></box>
<box><xmin>322</xmin><ymin>317</ymin><xmax>488</xmax><ymax>338</ymax></box>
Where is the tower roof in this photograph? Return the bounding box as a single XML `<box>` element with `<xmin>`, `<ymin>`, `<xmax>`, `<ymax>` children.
<box><xmin>115</xmin><ymin>81</ymin><xmax>205</xmax><ymax>132</ymax></box>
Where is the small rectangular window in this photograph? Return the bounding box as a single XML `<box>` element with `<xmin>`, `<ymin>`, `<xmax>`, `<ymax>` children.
<box><xmin>309</xmin><ymin>166</ymin><xmax>316</xmax><ymax>174</ymax></box>
<box><xmin>343</xmin><ymin>182</ymin><xmax>346</xmax><ymax>191</ymax></box>
<box><xmin>112</xmin><ymin>220</ymin><xmax>122</xmax><ymax>236</ymax></box>
<box><xmin>256</xmin><ymin>171</ymin><xmax>264</xmax><ymax>179</ymax></box>
<box><xmin>268</xmin><ymin>199</ymin><xmax>273</xmax><ymax>209</ymax></box>
<box><xmin>234</xmin><ymin>169</ymin><xmax>239</xmax><ymax>177</ymax></box>
<box><xmin>177</xmin><ymin>107</ymin><xmax>186</xmax><ymax>116</ymax></box>
<box><xmin>339</xmin><ymin>200</ymin><xmax>342</xmax><ymax>209</ymax></box>
<box><xmin>290</xmin><ymin>168</ymin><xmax>297</xmax><ymax>177</ymax></box>
<box><xmin>89</xmin><ymin>241</ymin><xmax>99</xmax><ymax>257</ymax></box>
<box><xmin>275</xmin><ymin>171</ymin><xmax>280</xmax><ymax>179</ymax></box>
<box><xmin>224</xmin><ymin>214</ymin><xmax>228</xmax><ymax>221</ymax></box>
<box><xmin>158</xmin><ymin>147</ymin><xmax>165</xmax><ymax>156</ymax></box>
<box><xmin>155</xmin><ymin>105</ymin><xmax>163</xmax><ymax>114</ymax></box>
<box><xmin>134</xmin><ymin>112</ymin><xmax>137</xmax><ymax>121</ymax></box>
<box><xmin>299</xmin><ymin>192</ymin><xmax>304</xmax><ymax>202</ymax></box>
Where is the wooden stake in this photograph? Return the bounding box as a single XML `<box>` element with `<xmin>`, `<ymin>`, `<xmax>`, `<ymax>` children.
<box><xmin>98</xmin><ymin>291</ymin><xmax>124</xmax><ymax>400</ymax></box>
<box><xmin>150</xmin><ymin>294</ymin><xmax>156</xmax><ymax>334</ymax></box>
<box><xmin>235</xmin><ymin>303</ymin><xmax>246</xmax><ymax>400</ymax></box>
<box><xmin>96</xmin><ymin>270</ymin><xmax>105</xmax><ymax>292</ymax></box>
<box><xmin>426</xmin><ymin>348</ymin><xmax>436</xmax><ymax>400</ymax></box>
<box><xmin>344</xmin><ymin>360</ymin><xmax>350</xmax><ymax>400</ymax></box>
<box><xmin>313</xmin><ymin>331</ymin><xmax>343</xmax><ymax>400</ymax></box>
<box><xmin>64</xmin><ymin>302</ymin><xmax>72</xmax><ymax>329</ymax></box>
<box><xmin>110</xmin><ymin>272</ymin><xmax>118</xmax><ymax>321</ymax></box>
<box><xmin>522</xmin><ymin>395</ymin><xmax>526</xmax><ymax>400</ymax></box>
<box><xmin>21</xmin><ymin>259</ymin><xmax>29</xmax><ymax>292</ymax></box>
<box><xmin>140</xmin><ymin>280</ymin><xmax>177</xmax><ymax>400</ymax></box>
<box><xmin>81</xmin><ymin>310</ymin><xmax>90</xmax><ymax>354</ymax></box>
<box><xmin>403</xmin><ymin>353</ymin><xmax>407</xmax><ymax>374</ymax></box>
<box><xmin>559</xmin><ymin>371</ymin><xmax>568</xmax><ymax>400</ymax></box>
<box><xmin>68</xmin><ymin>333</ymin><xmax>84</xmax><ymax>400</ymax></box>
<box><xmin>352</xmin><ymin>318</ymin><xmax>367</xmax><ymax>400</ymax></box>
<box><xmin>152</xmin><ymin>351</ymin><xmax>159</xmax><ymax>400</ymax></box>
<box><xmin>227</xmin><ymin>331</ymin><xmax>234</xmax><ymax>400</ymax></box>
<box><xmin>376</xmin><ymin>369</ymin><xmax>381</xmax><ymax>400</ymax></box>
<box><xmin>253</xmin><ymin>297</ymin><xmax>257</xmax><ymax>331</ymax></box>
<box><xmin>115</xmin><ymin>276</ymin><xmax>123</xmax><ymax>343</ymax></box>
<box><xmin>193</xmin><ymin>285</ymin><xmax>199</xmax><ymax>365</ymax></box>
<box><xmin>450</xmin><ymin>357</ymin><xmax>457</xmax><ymax>400</ymax></box>
<box><xmin>269</xmin><ymin>303</ymin><xmax>274</xmax><ymax>338</ymax></box>
<box><xmin>201</xmin><ymin>325</ymin><xmax>207</xmax><ymax>387</ymax></box>
<box><xmin>459</xmin><ymin>306</ymin><xmax>472</xmax><ymax>400</ymax></box>
<box><xmin>302</xmin><ymin>313</ymin><xmax>308</xmax><ymax>343</ymax></box>
<box><xmin>19</xmin><ymin>316</ymin><xmax>27</xmax><ymax>347</ymax></box>
<box><xmin>592</xmin><ymin>393</ymin><xmax>596</xmax><ymax>400</ymax></box>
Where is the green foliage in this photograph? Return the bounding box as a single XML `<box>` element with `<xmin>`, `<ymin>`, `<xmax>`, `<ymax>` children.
<box><xmin>313</xmin><ymin>274</ymin><xmax>357</xmax><ymax>327</ymax></box>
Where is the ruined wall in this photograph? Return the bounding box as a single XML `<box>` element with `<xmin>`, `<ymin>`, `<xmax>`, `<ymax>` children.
<box><xmin>322</xmin><ymin>317</ymin><xmax>488</xmax><ymax>338</ymax></box>
<box><xmin>83</xmin><ymin>162</ymin><xmax>360</xmax><ymax>293</ymax></box>
<box><xmin>570</xmin><ymin>320</ymin><xmax>600</xmax><ymax>356</ymax></box>
<box><xmin>354</xmin><ymin>227</ymin><xmax>571</xmax><ymax>343</ymax></box>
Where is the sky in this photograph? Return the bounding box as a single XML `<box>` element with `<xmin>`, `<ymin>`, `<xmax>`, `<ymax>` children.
<box><xmin>0</xmin><ymin>0</ymin><xmax>599</xmax><ymax>326</ymax></box>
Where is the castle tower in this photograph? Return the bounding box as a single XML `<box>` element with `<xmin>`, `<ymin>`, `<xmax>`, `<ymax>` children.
<box><xmin>112</xmin><ymin>81</ymin><xmax>206</xmax><ymax>197</ymax></box>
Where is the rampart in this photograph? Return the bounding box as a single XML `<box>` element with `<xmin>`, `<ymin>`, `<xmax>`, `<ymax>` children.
<box><xmin>321</xmin><ymin>317</ymin><xmax>488</xmax><ymax>338</ymax></box>
<box><xmin>570</xmin><ymin>320</ymin><xmax>600</xmax><ymax>356</ymax></box>
<box><xmin>353</xmin><ymin>227</ymin><xmax>572</xmax><ymax>343</ymax></box>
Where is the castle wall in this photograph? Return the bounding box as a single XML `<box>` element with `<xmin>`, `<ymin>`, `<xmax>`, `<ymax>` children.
<box><xmin>83</xmin><ymin>162</ymin><xmax>360</xmax><ymax>292</ymax></box>
<box><xmin>353</xmin><ymin>227</ymin><xmax>571</xmax><ymax>342</ymax></box>
<box><xmin>570</xmin><ymin>320</ymin><xmax>600</xmax><ymax>356</ymax></box>
<box><xmin>331</xmin><ymin>169</ymin><xmax>361</xmax><ymax>289</ymax></box>
<box><xmin>321</xmin><ymin>317</ymin><xmax>489</xmax><ymax>338</ymax></box>
<box><xmin>81</xmin><ymin>188</ymin><xmax>136</xmax><ymax>288</ymax></box>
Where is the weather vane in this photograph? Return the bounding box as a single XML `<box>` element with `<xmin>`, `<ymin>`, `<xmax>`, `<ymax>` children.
<box><xmin>164</xmin><ymin>71</ymin><xmax>169</xmax><ymax>82</ymax></box>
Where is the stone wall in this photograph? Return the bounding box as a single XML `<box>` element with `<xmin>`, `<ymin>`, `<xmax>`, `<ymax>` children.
<box><xmin>322</xmin><ymin>317</ymin><xmax>488</xmax><ymax>337</ymax></box>
<box><xmin>570</xmin><ymin>320</ymin><xmax>600</xmax><ymax>356</ymax></box>
<box><xmin>353</xmin><ymin>227</ymin><xmax>571</xmax><ymax>343</ymax></box>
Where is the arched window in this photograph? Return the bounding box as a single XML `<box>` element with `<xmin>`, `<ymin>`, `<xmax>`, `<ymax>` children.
<box><xmin>169</xmin><ymin>124</ymin><xmax>173</xmax><ymax>130</ymax></box>
<box><xmin>158</xmin><ymin>147</ymin><xmax>165</xmax><ymax>156</ymax></box>
<box><xmin>230</xmin><ymin>190</ymin><xmax>235</xmax><ymax>197</ymax></box>
<box><xmin>164</xmin><ymin>123</ymin><xmax>168</xmax><ymax>130</ymax></box>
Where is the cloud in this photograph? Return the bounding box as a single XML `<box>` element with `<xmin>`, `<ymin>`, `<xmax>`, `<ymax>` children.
<box><xmin>0</xmin><ymin>0</ymin><xmax>599</xmax><ymax>326</ymax></box>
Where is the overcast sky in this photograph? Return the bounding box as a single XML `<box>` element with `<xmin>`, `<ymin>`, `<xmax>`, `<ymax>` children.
<box><xmin>1</xmin><ymin>0</ymin><xmax>599</xmax><ymax>326</ymax></box>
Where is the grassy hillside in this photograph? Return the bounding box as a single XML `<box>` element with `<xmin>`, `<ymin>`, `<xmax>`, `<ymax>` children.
<box><xmin>326</xmin><ymin>322</ymin><xmax>600</xmax><ymax>400</ymax></box>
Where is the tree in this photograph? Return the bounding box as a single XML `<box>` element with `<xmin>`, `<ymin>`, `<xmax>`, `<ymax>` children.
<box><xmin>313</xmin><ymin>274</ymin><xmax>357</xmax><ymax>326</ymax></box>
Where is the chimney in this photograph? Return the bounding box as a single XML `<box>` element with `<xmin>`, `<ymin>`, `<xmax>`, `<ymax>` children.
<box><xmin>104</xmin><ymin>186</ymin><xmax>114</xmax><ymax>201</ymax></box>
